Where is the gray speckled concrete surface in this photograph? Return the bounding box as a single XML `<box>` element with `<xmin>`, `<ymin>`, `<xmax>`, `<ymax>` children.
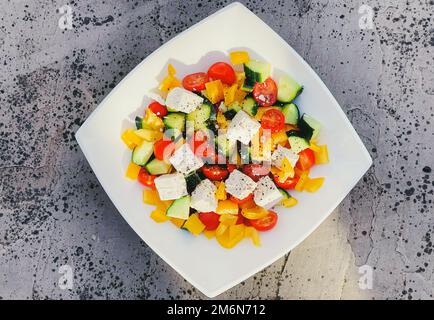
<box><xmin>0</xmin><ymin>0</ymin><xmax>433</xmax><ymax>300</ymax></box>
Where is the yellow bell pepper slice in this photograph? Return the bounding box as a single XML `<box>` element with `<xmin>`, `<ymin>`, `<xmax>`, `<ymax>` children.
<box><xmin>219</xmin><ymin>214</ymin><xmax>238</xmax><ymax>226</ymax></box>
<box><xmin>224</xmin><ymin>84</ymin><xmax>238</xmax><ymax>106</ymax></box>
<box><xmin>150</xmin><ymin>209</ymin><xmax>169</xmax><ymax>223</ymax></box>
<box><xmin>234</xmin><ymin>89</ymin><xmax>247</xmax><ymax>103</ymax></box>
<box><xmin>309</xmin><ymin>142</ymin><xmax>321</xmax><ymax>152</ymax></box>
<box><xmin>203</xmin><ymin>230</ymin><xmax>216</xmax><ymax>239</ymax></box>
<box><xmin>168</xmin><ymin>63</ymin><xmax>176</xmax><ymax>76</ymax></box>
<box><xmin>205</xmin><ymin>80</ymin><xmax>224</xmax><ymax>104</ymax></box>
<box><xmin>159</xmin><ymin>74</ymin><xmax>181</xmax><ymax>93</ymax></box>
<box><xmin>215</xmin><ymin>181</ymin><xmax>227</xmax><ymax>200</ymax></box>
<box><xmin>125</xmin><ymin>162</ymin><xmax>142</xmax><ymax>180</ymax></box>
<box><xmin>295</xmin><ymin>170</ymin><xmax>310</xmax><ymax>192</ymax></box>
<box><xmin>278</xmin><ymin>157</ymin><xmax>295</xmax><ymax>182</ymax></box>
<box><xmin>216</xmin><ymin>111</ymin><xmax>228</xmax><ymax>129</ymax></box>
<box><xmin>143</xmin><ymin>108</ymin><xmax>165</xmax><ymax>131</ymax></box>
<box><xmin>245</xmin><ymin>226</ymin><xmax>261</xmax><ymax>246</ymax></box>
<box><xmin>216</xmin><ymin>227</ymin><xmax>244</xmax><ymax>249</ymax></box>
<box><xmin>134</xmin><ymin>128</ymin><xmax>163</xmax><ymax>142</ymax></box>
<box><xmin>235</xmin><ymin>72</ymin><xmax>246</xmax><ymax>89</ymax></box>
<box><xmin>229</xmin><ymin>224</ymin><xmax>245</xmax><ymax>240</ymax></box>
<box><xmin>272</xmin><ymin>131</ymin><xmax>288</xmax><ymax>145</ymax></box>
<box><xmin>121</xmin><ymin>129</ymin><xmax>143</xmax><ymax>149</ymax></box>
<box><xmin>314</xmin><ymin>145</ymin><xmax>329</xmax><ymax>165</ymax></box>
<box><xmin>304</xmin><ymin>177</ymin><xmax>325</xmax><ymax>192</ymax></box>
<box><xmin>216</xmin><ymin>200</ymin><xmax>239</xmax><ymax>215</ymax></box>
<box><xmin>230</xmin><ymin>51</ymin><xmax>250</xmax><ymax>64</ymax></box>
<box><xmin>170</xmin><ymin>217</ymin><xmax>185</xmax><ymax>228</ymax></box>
<box><xmin>241</xmin><ymin>205</ymin><xmax>269</xmax><ymax>220</ymax></box>
<box><xmin>215</xmin><ymin>223</ymin><xmax>228</xmax><ymax>237</ymax></box>
<box><xmin>142</xmin><ymin>189</ymin><xmax>161</xmax><ymax>205</ymax></box>
<box><xmin>184</xmin><ymin>213</ymin><xmax>206</xmax><ymax>236</ymax></box>
<box><xmin>284</xmin><ymin>124</ymin><xmax>298</xmax><ymax>132</ymax></box>
<box><xmin>280</xmin><ymin>197</ymin><xmax>298</xmax><ymax>208</ymax></box>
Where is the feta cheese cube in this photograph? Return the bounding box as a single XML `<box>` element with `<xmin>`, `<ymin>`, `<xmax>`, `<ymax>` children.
<box><xmin>165</xmin><ymin>87</ymin><xmax>203</xmax><ymax>113</ymax></box>
<box><xmin>225</xmin><ymin>169</ymin><xmax>257</xmax><ymax>199</ymax></box>
<box><xmin>190</xmin><ymin>179</ymin><xmax>217</xmax><ymax>212</ymax></box>
<box><xmin>154</xmin><ymin>173</ymin><xmax>188</xmax><ymax>200</ymax></box>
<box><xmin>169</xmin><ymin>143</ymin><xmax>204</xmax><ymax>175</ymax></box>
<box><xmin>227</xmin><ymin>110</ymin><xmax>261</xmax><ymax>145</ymax></box>
<box><xmin>253</xmin><ymin>176</ymin><xmax>283</xmax><ymax>209</ymax></box>
<box><xmin>271</xmin><ymin>145</ymin><xmax>299</xmax><ymax>169</ymax></box>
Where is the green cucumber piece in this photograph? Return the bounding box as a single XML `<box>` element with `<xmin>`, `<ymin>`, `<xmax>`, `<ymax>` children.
<box><xmin>242</xmin><ymin>60</ymin><xmax>271</xmax><ymax>92</ymax></box>
<box><xmin>216</xmin><ymin>133</ymin><xmax>237</xmax><ymax>157</ymax></box>
<box><xmin>281</xmin><ymin>103</ymin><xmax>300</xmax><ymax>125</ymax></box>
<box><xmin>132</xmin><ymin>140</ymin><xmax>154</xmax><ymax>166</ymax></box>
<box><xmin>166</xmin><ymin>196</ymin><xmax>191</xmax><ymax>220</ymax></box>
<box><xmin>277</xmin><ymin>75</ymin><xmax>303</xmax><ymax>103</ymax></box>
<box><xmin>242</xmin><ymin>95</ymin><xmax>258</xmax><ymax>116</ymax></box>
<box><xmin>299</xmin><ymin>114</ymin><xmax>321</xmax><ymax>140</ymax></box>
<box><xmin>278</xmin><ymin>188</ymin><xmax>290</xmax><ymax>199</ymax></box>
<box><xmin>185</xmin><ymin>172</ymin><xmax>202</xmax><ymax>194</ymax></box>
<box><xmin>163</xmin><ymin>112</ymin><xmax>185</xmax><ymax>131</ymax></box>
<box><xmin>135</xmin><ymin>116</ymin><xmax>144</xmax><ymax>129</ymax></box>
<box><xmin>145</xmin><ymin>158</ymin><xmax>171</xmax><ymax>175</ymax></box>
<box><xmin>186</xmin><ymin>102</ymin><xmax>212</xmax><ymax>130</ymax></box>
<box><xmin>287</xmin><ymin>131</ymin><xmax>310</xmax><ymax>154</ymax></box>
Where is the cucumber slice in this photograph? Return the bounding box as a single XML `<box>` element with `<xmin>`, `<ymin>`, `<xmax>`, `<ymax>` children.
<box><xmin>132</xmin><ymin>140</ymin><xmax>154</xmax><ymax>166</ymax></box>
<box><xmin>241</xmin><ymin>95</ymin><xmax>258</xmax><ymax>116</ymax></box>
<box><xmin>186</xmin><ymin>102</ymin><xmax>212</xmax><ymax>130</ymax></box>
<box><xmin>145</xmin><ymin>158</ymin><xmax>171</xmax><ymax>175</ymax></box>
<box><xmin>223</xmin><ymin>109</ymin><xmax>237</xmax><ymax>120</ymax></box>
<box><xmin>287</xmin><ymin>131</ymin><xmax>310</xmax><ymax>154</ymax></box>
<box><xmin>277</xmin><ymin>75</ymin><xmax>303</xmax><ymax>103</ymax></box>
<box><xmin>166</xmin><ymin>196</ymin><xmax>191</xmax><ymax>220</ymax></box>
<box><xmin>299</xmin><ymin>114</ymin><xmax>321</xmax><ymax>140</ymax></box>
<box><xmin>216</xmin><ymin>133</ymin><xmax>237</xmax><ymax>157</ymax></box>
<box><xmin>163</xmin><ymin>112</ymin><xmax>185</xmax><ymax>131</ymax></box>
<box><xmin>185</xmin><ymin>172</ymin><xmax>202</xmax><ymax>194</ymax></box>
<box><xmin>135</xmin><ymin>116</ymin><xmax>144</xmax><ymax>129</ymax></box>
<box><xmin>242</xmin><ymin>60</ymin><xmax>271</xmax><ymax>92</ymax></box>
<box><xmin>281</xmin><ymin>103</ymin><xmax>300</xmax><ymax>125</ymax></box>
<box><xmin>224</xmin><ymin>101</ymin><xmax>242</xmax><ymax>119</ymax></box>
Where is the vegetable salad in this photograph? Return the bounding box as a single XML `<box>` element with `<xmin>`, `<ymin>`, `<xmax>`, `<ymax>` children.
<box><xmin>122</xmin><ymin>50</ymin><xmax>329</xmax><ymax>249</ymax></box>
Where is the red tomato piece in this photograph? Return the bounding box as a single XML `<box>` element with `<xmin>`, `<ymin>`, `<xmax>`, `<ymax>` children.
<box><xmin>236</xmin><ymin>214</ymin><xmax>244</xmax><ymax>225</ymax></box>
<box><xmin>137</xmin><ymin>167</ymin><xmax>156</xmax><ymax>188</ymax></box>
<box><xmin>242</xmin><ymin>164</ymin><xmax>270</xmax><ymax>182</ymax></box>
<box><xmin>154</xmin><ymin>139</ymin><xmax>175</xmax><ymax>161</ymax></box>
<box><xmin>296</xmin><ymin>149</ymin><xmax>315</xmax><ymax>171</ymax></box>
<box><xmin>202</xmin><ymin>165</ymin><xmax>229</xmax><ymax>181</ymax></box>
<box><xmin>182</xmin><ymin>72</ymin><xmax>209</xmax><ymax>92</ymax></box>
<box><xmin>227</xmin><ymin>164</ymin><xmax>237</xmax><ymax>173</ymax></box>
<box><xmin>250</xmin><ymin>210</ymin><xmax>278</xmax><ymax>232</ymax></box>
<box><xmin>261</xmin><ymin>109</ymin><xmax>285</xmax><ymax>133</ymax></box>
<box><xmin>230</xmin><ymin>193</ymin><xmax>253</xmax><ymax>205</ymax></box>
<box><xmin>198</xmin><ymin>212</ymin><xmax>220</xmax><ymax>230</ymax></box>
<box><xmin>252</xmin><ymin>78</ymin><xmax>277</xmax><ymax>107</ymax></box>
<box><xmin>148</xmin><ymin>101</ymin><xmax>168</xmax><ymax>118</ymax></box>
<box><xmin>207</xmin><ymin>62</ymin><xmax>236</xmax><ymax>85</ymax></box>
<box><xmin>273</xmin><ymin>175</ymin><xmax>299</xmax><ymax>190</ymax></box>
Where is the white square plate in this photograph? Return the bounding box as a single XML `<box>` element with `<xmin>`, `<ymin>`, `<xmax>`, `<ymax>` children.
<box><xmin>76</xmin><ymin>2</ymin><xmax>372</xmax><ymax>297</ymax></box>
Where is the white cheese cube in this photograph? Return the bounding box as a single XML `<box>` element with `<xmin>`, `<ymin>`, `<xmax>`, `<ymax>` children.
<box><xmin>225</xmin><ymin>169</ymin><xmax>257</xmax><ymax>200</ymax></box>
<box><xmin>169</xmin><ymin>143</ymin><xmax>204</xmax><ymax>175</ymax></box>
<box><xmin>154</xmin><ymin>173</ymin><xmax>188</xmax><ymax>200</ymax></box>
<box><xmin>253</xmin><ymin>176</ymin><xmax>283</xmax><ymax>209</ymax></box>
<box><xmin>165</xmin><ymin>87</ymin><xmax>203</xmax><ymax>113</ymax></box>
<box><xmin>190</xmin><ymin>179</ymin><xmax>217</xmax><ymax>213</ymax></box>
<box><xmin>271</xmin><ymin>145</ymin><xmax>299</xmax><ymax>169</ymax></box>
<box><xmin>226</xmin><ymin>110</ymin><xmax>261</xmax><ymax>145</ymax></box>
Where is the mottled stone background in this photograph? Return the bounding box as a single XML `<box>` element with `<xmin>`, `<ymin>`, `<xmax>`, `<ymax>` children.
<box><xmin>0</xmin><ymin>0</ymin><xmax>433</xmax><ymax>300</ymax></box>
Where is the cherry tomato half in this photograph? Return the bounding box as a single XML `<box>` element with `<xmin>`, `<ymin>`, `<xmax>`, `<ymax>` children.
<box><xmin>148</xmin><ymin>101</ymin><xmax>168</xmax><ymax>118</ymax></box>
<box><xmin>154</xmin><ymin>139</ymin><xmax>175</xmax><ymax>161</ymax></box>
<box><xmin>236</xmin><ymin>214</ymin><xmax>244</xmax><ymax>225</ymax></box>
<box><xmin>296</xmin><ymin>149</ymin><xmax>315</xmax><ymax>171</ymax></box>
<box><xmin>242</xmin><ymin>164</ymin><xmax>270</xmax><ymax>182</ymax></box>
<box><xmin>261</xmin><ymin>109</ymin><xmax>285</xmax><ymax>133</ymax></box>
<box><xmin>227</xmin><ymin>164</ymin><xmax>237</xmax><ymax>173</ymax></box>
<box><xmin>138</xmin><ymin>167</ymin><xmax>156</xmax><ymax>188</ymax></box>
<box><xmin>207</xmin><ymin>62</ymin><xmax>236</xmax><ymax>85</ymax></box>
<box><xmin>252</xmin><ymin>78</ymin><xmax>278</xmax><ymax>107</ymax></box>
<box><xmin>250</xmin><ymin>210</ymin><xmax>278</xmax><ymax>232</ymax></box>
<box><xmin>202</xmin><ymin>165</ymin><xmax>229</xmax><ymax>181</ymax></box>
<box><xmin>182</xmin><ymin>72</ymin><xmax>209</xmax><ymax>92</ymax></box>
<box><xmin>198</xmin><ymin>212</ymin><xmax>220</xmax><ymax>231</ymax></box>
<box><xmin>230</xmin><ymin>193</ymin><xmax>253</xmax><ymax>205</ymax></box>
<box><xmin>273</xmin><ymin>174</ymin><xmax>299</xmax><ymax>189</ymax></box>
